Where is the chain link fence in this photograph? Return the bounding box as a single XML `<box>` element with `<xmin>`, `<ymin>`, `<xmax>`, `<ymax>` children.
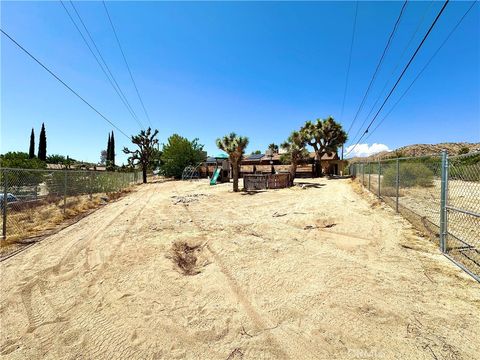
<box><xmin>348</xmin><ymin>151</ymin><xmax>480</xmax><ymax>282</ymax></box>
<box><xmin>1</xmin><ymin>168</ymin><xmax>142</xmax><ymax>241</ymax></box>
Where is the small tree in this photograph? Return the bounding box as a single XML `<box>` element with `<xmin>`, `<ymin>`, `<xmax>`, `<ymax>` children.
<box><xmin>123</xmin><ymin>127</ymin><xmax>159</xmax><ymax>183</ymax></box>
<box><xmin>100</xmin><ymin>150</ymin><xmax>107</xmax><ymax>165</ymax></box>
<box><xmin>300</xmin><ymin>116</ymin><xmax>347</xmax><ymax>176</ymax></box>
<box><xmin>38</xmin><ymin>123</ymin><xmax>47</xmax><ymax>161</ymax></box>
<box><xmin>281</xmin><ymin>131</ymin><xmax>309</xmax><ymax>185</ymax></box>
<box><xmin>161</xmin><ymin>134</ymin><xmax>204</xmax><ymax>179</ymax></box>
<box><xmin>29</xmin><ymin>128</ymin><xmax>35</xmax><ymax>159</ymax></box>
<box><xmin>216</xmin><ymin>133</ymin><xmax>249</xmax><ymax>192</ymax></box>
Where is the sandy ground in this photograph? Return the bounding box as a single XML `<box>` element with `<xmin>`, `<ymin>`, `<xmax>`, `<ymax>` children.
<box><xmin>365</xmin><ymin>176</ymin><xmax>480</xmax><ymax>276</ymax></box>
<box><xmin>0</xmin><ymin>178</ymin><xmax>479</xmax><ymax>359</ymax></box>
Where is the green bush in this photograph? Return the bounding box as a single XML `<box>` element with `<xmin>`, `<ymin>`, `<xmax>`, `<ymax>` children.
<box><xmin>0</xmin><ymin>152</ymin><xmax>46</xmax><ymax>186</ymax></box>
<box><xmin>382</xmin><ymin>162</ymin><xmax>434</xmax><ymax>188</ymax></box>
<box><xmin>161</xmin><ymin>134</ymin><xmax>205</xmax><ymax>179</ymax></box>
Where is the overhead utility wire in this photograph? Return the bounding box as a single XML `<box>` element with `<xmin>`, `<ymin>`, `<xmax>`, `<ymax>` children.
<box><xmin>68</xmin><ymin>0</ymin><xmax>143</xmax><ymax>129</ymax></box>
<box><xmin>349</xmin><ymin>0</ymin><xmax>434</xmax><ymax>145</ymax></box>
<box><xmin>346</xmin><ymin>0</ymin><xmax>409</xmax><ymax>137</ymax></box>
<box><xmin>102</xmin><ymin>0</ymin><xmax>153</xmax><ymax>128</ymax></box>
<box><xmin>363</xmin><ymin>1</ymin><xmax>477</xmax><ymax>143</ymax></box>
<box><xmin>0</xmin><ymin>28</ymin><xmax>130</xmax><ymax>139</ymax></box>
<box><xmin>340</xmin><ymin>1</ymin><xmax>359</xmax><ymax>122</ymax></box>
<box><xmin>61</xmin><ymin>0</ymin><xmax>144</xmax><ymax>130</ymax></box>
<box><xmin>345</xmin><ymin>0</ymin><xmax>451</xmax><ymax>156</ymax></box>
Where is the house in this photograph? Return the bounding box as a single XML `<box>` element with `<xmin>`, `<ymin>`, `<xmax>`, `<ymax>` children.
<box><xmin>240</xmin><ymin>151</ymin><xmax>347</xmax><ymax>176</ymax></box>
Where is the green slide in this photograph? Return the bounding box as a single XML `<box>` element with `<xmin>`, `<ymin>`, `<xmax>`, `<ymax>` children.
<box><xmin>210</xmin><ymin>168</ymin><xmax>221</xmax><ymax>185</ymax></box>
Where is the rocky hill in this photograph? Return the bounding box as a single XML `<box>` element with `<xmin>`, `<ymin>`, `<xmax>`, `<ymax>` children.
<box><xmin>349</xmin><ymin>142</ymin><xmax>480</xmax><ymax>162</ymax></box>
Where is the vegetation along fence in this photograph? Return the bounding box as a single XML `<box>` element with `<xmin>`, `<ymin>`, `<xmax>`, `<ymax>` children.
<box><xmin>1</xmin><ymin>168</ymin><xmax>142</xmax><ymax>241</ymax></box>
<box><xmin>348</xmin><ymin>151</ymin><xmax>480</xmax><ymax>282</ymax></box>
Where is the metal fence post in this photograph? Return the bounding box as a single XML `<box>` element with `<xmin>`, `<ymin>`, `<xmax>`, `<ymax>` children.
<box><xmin>440</xmin><ymin>150</ymin><xmax>449</xmax><ymax>253</ymax></box>
<box><xmin>395</xmin><ymin>159</ymin><xmax>400</xmax><ymax>213</ymax></box>
<box><xmin>368</xmin><ymin>162</ymin><xmax>371</xmax><ymax>191</ymax></box>
<box><xmin>362</xmin><ymin>163</ymin><xmax>365</xmax><ymax>186</ymax></box>
<box><xmin>378</xmin><ymin>161</ymin><xmax>381</xmax><ymax>197</ymax></box>
<box><xmin>63</xmin><ymin>170</ymin><xmax>67</xmax><ymax>214</ymax></box>
<box><xmin>89</xmin><ymin>171</ymin><xmax>93</xmax><ymax>200</ymax></box>
<box><xmin>2</xmin><ymin>169</ymin><xmax>7</xmax><ymax>240</ymax></box>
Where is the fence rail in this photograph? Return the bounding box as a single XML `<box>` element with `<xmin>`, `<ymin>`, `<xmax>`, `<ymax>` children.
<box><xmin>348</xmin><ymin>151</ymin><xmax>480</xmax><ymax>282</ymax></box>
<box><xmin>1</xmin><ymin>168</ymin><xmax>142</xmax><ymax>240</ymax></box>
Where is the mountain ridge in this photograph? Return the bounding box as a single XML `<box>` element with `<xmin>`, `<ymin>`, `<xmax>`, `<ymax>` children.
<box><xmin>348</xmin><ymin>142</ymin><xmax>480</xmax><ymax>162</ymax></box>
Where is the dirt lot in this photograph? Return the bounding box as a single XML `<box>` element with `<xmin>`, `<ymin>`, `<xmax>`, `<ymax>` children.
<box><xmin>1</xmin><ymin>178</ymin><xmax>479</xmax><ymax>359</ymax></box>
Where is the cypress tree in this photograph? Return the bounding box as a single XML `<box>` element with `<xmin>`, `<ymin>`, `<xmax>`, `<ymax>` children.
<box><xmin>106</xmin><ymin>133</ymin><xmax>112</xmax><ymax>167</ymax></box>
<box><xmin>29</xmin><ymin>128</ymin><xmax>35</xmax><ymax>158</ymax></box>
<box><xmin>38</xmin><ymin>123</ymin><xmax>47</xmax><ymax>161</ymax></box>
<box><xmin>110</xmin><ymin>131</ymin><xmax>115</xmax><ymax>167</ymax></box>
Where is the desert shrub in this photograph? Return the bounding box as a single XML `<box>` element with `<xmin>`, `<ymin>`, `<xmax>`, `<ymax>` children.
<box><xmin>380</xmin><ymin>187</ymin><xmax>405</xmax><ymax>197</ymax></box>
<box><xmin>458</xmin><ymin>146</ymin><xmax>470</xmax><ymax>155</ymax></box>
<box><xmin>382</xmin><ymin>162</ymin><xmax>434</xmax><ymax>188</ymax></box>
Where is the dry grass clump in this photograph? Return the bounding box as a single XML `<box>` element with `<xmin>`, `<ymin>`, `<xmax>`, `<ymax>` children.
<box><xmin>2</xmin><ymin>191</ymin><xmax>130</xmax><ymax>247</ymax></box>
<box><xmin>350</xmin><ymin>179</ymin><xmax>365</xmax><ymax>195</ymax></box>
<box><xmin>107</xmin><ymin>189</ymin><xmax>132</xmax><ymax>201</ymax></box>
<box><xmin>169</xmin><ymin>240</ymin><xmax>208</xmax><ymax>275</ymax></box>
<box><xmin>380</xmin><ymin>187</ymin><xmax>405</xmax><ymax>197</ymax></box>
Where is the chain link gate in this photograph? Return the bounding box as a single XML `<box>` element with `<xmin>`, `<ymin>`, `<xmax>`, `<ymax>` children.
<box><xmin>442</xmin><ymin>151</ymin><xmax>480</xmax><ymax>282</ymax></box>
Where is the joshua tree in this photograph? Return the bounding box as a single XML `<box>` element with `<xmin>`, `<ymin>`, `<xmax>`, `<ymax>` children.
<box><xmin>216</xmin><ymin>132</ymin><xmax>249</xmax><ymax>192</ymax></box>
<box><xmin>281</xmin><ymin>131</ymin><xmax>309</xmax><ymax>185</ymax></box>
<box><xmin>300</xmin><ymin>116</ymin><xmax>347</xmax><ymax>176</ymax></box>
<box><xmin>29</xmin><ymin>128</ymin><xmax>35</xmax><ymax>158</ymax></box>
<box><xmin>123</xmin><ymin>127</ymin><xmax>159</xmax><ymax>183</ymax></box>
<box><xmin>268</xmin><ymin>143</ymin><xmax>279</xmax><ymax>154</ymax></box>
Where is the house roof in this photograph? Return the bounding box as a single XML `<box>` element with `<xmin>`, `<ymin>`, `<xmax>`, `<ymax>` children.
<box><xmin>246</xmin><ymin>153</ymin><xmax>265</xmax><ymax>160</ymax></box>
<box><xmin>242</xmin><ymin>151</ymin><xmax>341</xmax><ymax>164</ymax></box>
<box><xmin>309</xmin><ymin>152</ymin><xmax>339</xmax><ymax>161</ymax></box>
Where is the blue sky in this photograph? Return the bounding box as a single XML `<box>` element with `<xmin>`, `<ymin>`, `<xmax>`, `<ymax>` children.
<box><xmin>1</xmin><ymin>1</ymin><xmax>479</xmax><ymax>164</ymax></box>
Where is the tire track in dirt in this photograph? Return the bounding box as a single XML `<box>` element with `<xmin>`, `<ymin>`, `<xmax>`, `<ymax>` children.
<box><xmin>60</xmin><ymin>188</ymin><xmax>157</xmax><ymax>359</ymax></box>
<box><xmin>169</xmin><ymin>182</ymin><xmax>326</xmax><ymax>359</ymax></box>
<box><xmin>15</xmin><ymin>195</ymin><xmax>138</xmax><ymax>329</ymax></box>
<box><xmin>2</xmin><ymin>187</ymin><xmax>156</xmax><ymax>358</ymax></box>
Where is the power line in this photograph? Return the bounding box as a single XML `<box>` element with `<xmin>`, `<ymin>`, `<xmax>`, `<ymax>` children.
<box><xmin>0</xmin><ymin>28</ymin><xmax>130</xmax><ymax>139</ymax></box>
<box><xmin>363</xmin><ymin>0</ymin><xmax>478</xmax><ymax>143</ymax></box>
<box><xmin>60</xmin><ymin>0</ymin><xmax>144</xmax><ymax>130</ymax></box>
<box><xmin>349</xmin><ymin>0</ymin><xmax>434</xmax><ymax>146</ymax></box>
<box><xmin>69</xmin><ymin>0</ymin><xmax>144</xmax><ymax>130</ymax></box>
<box><xmin>102</xmin><ymin>1</ymin><xmax>153</xmax><ymax>128</ymax></box>
<box><xmin>340</xmin><ymin>1</ymin><xmax>359</xmax><ymax>123</ymax></box>
<box><xmin>345</xmin><ymin>0</ymin><xmax>451</xmax><ymax>157</ymax></box>
<box><xmin>346</xmin><ymin>0</ymin><xmax>409</xmax><ymax>137</ymax></box>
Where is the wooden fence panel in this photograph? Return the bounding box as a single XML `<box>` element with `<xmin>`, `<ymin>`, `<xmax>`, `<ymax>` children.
<box><xmin>243</xmin><ymin>174</ymin><xmax>291</xmax><ymax>191</ymax></box>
